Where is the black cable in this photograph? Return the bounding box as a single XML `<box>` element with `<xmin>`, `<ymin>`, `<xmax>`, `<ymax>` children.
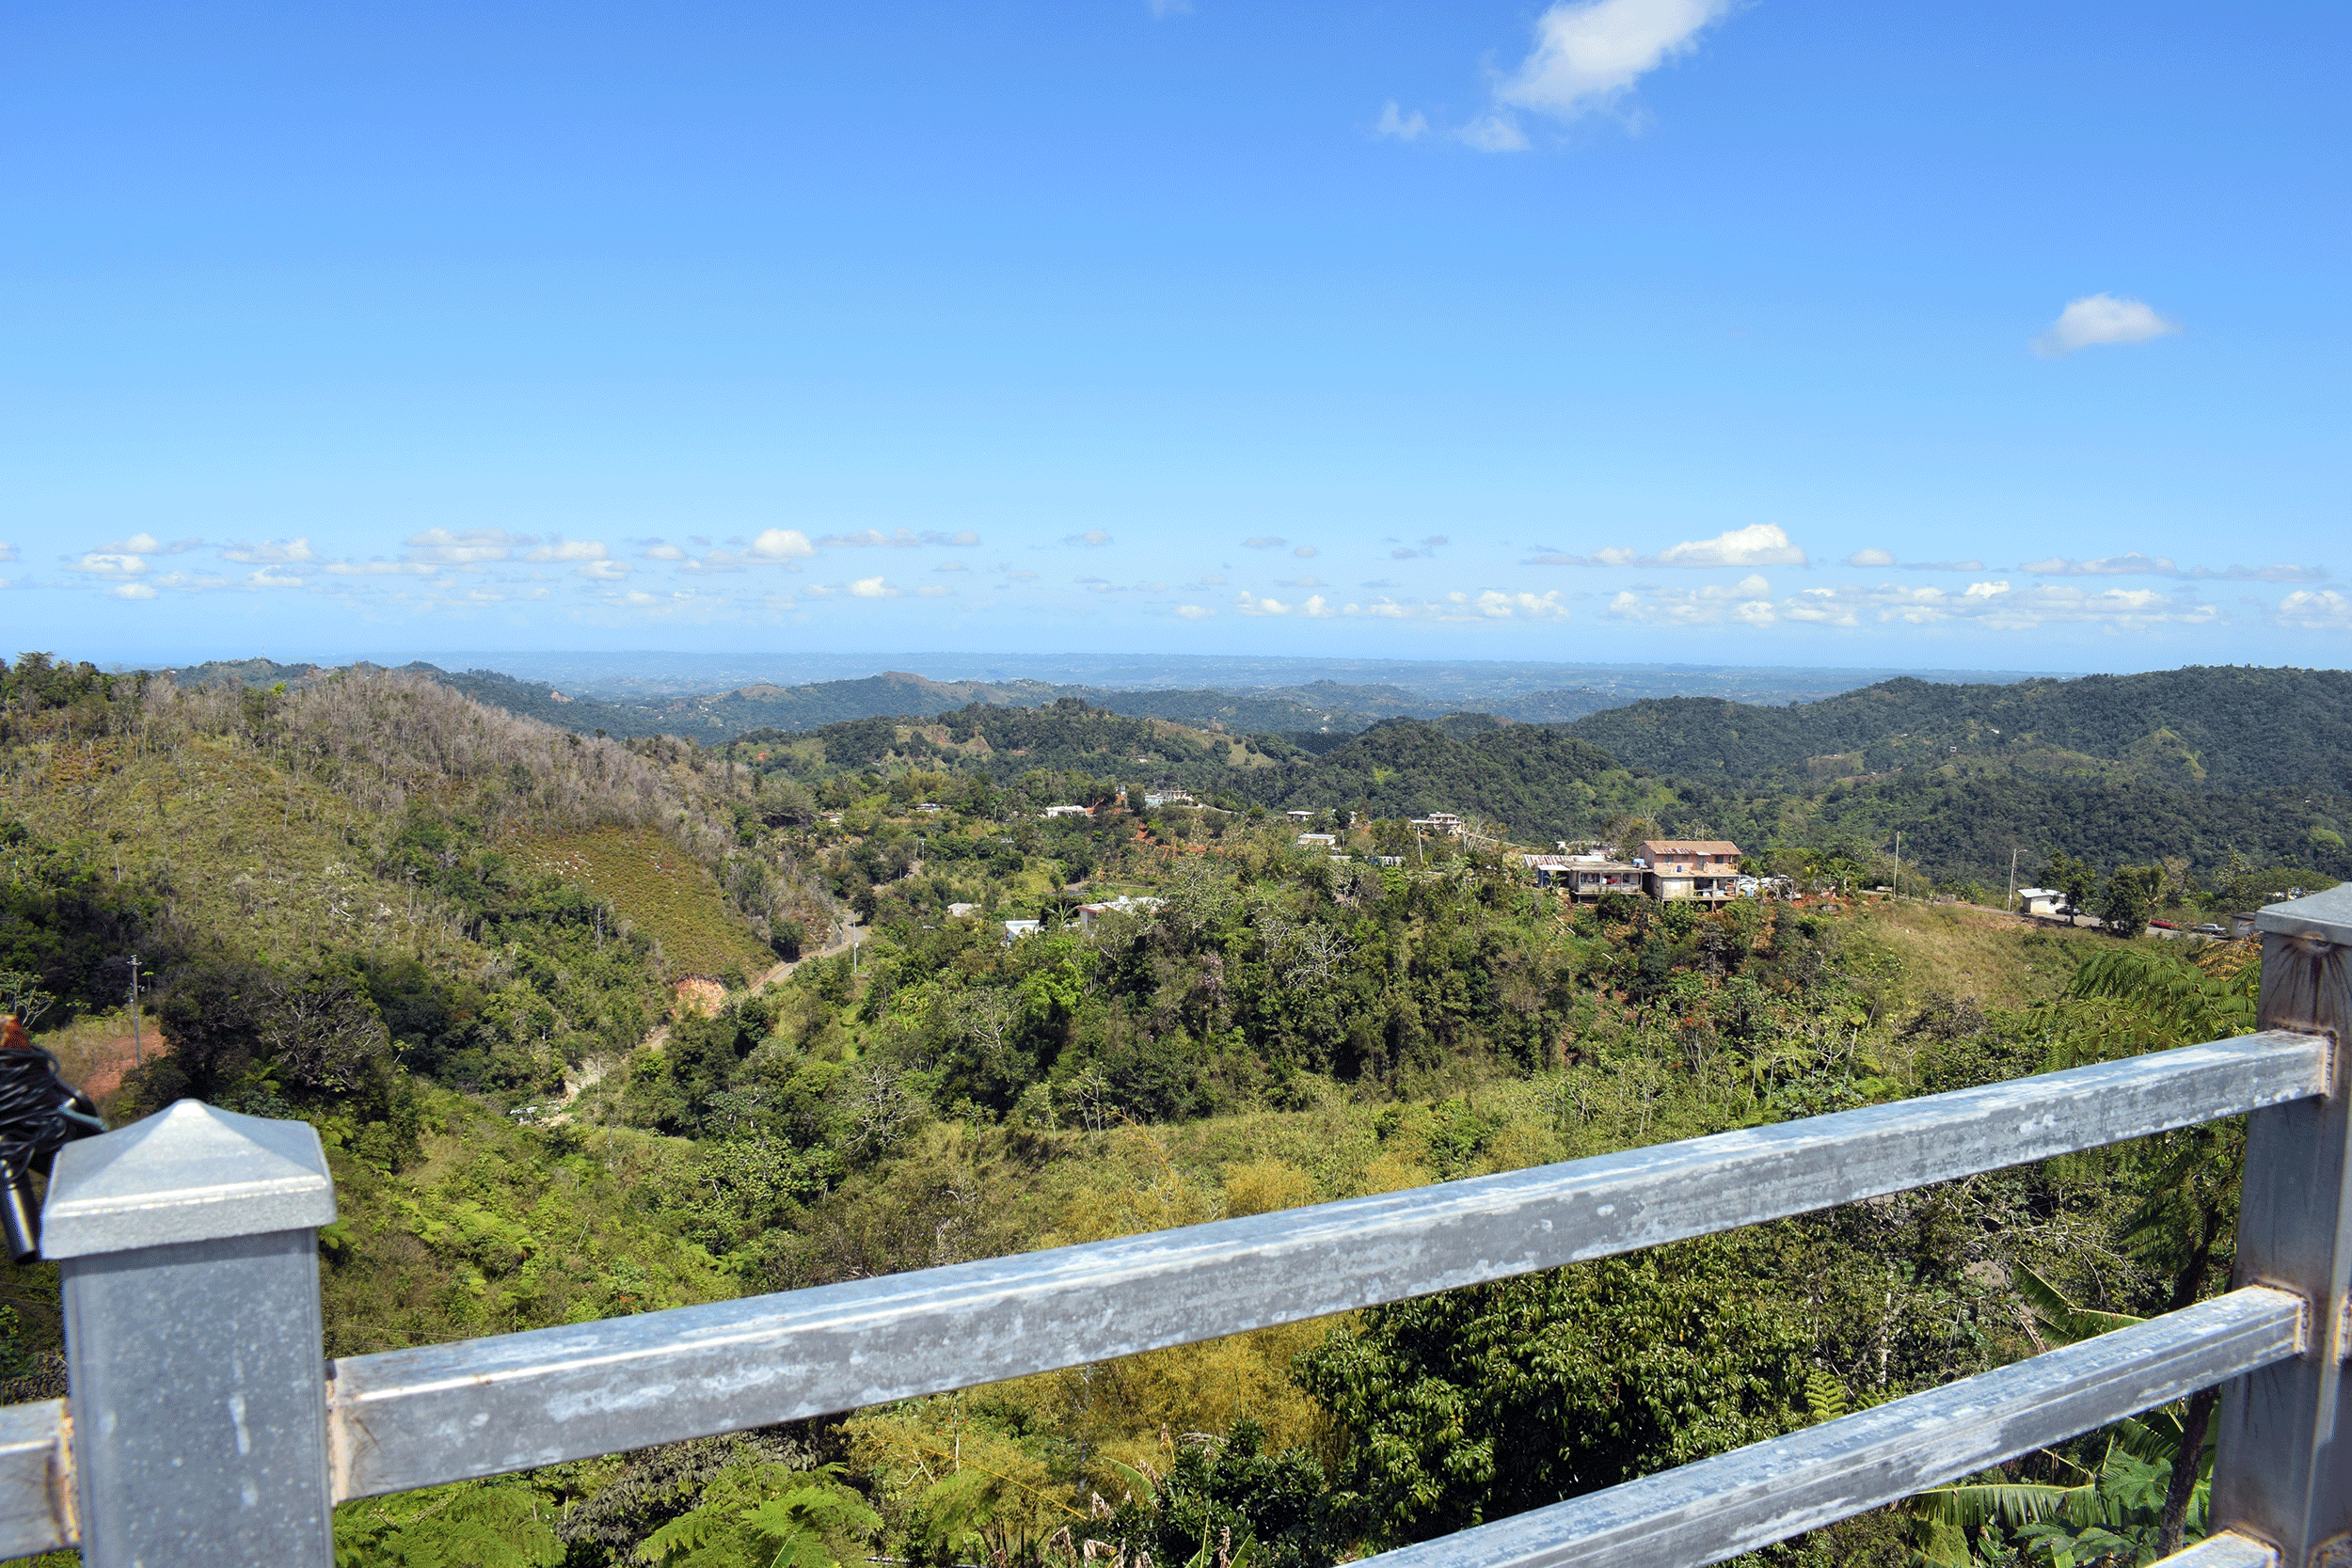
<box><xmin>0</xmin><ymin>1028</ymin><xmax>106</xmax><ymax>1262</ymax></box>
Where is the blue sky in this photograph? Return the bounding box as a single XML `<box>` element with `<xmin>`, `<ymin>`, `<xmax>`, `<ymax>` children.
<box><xmin>3</xmin><ymin>1</ymin><xmax>2344</xmax><ymax>670</ymax></box>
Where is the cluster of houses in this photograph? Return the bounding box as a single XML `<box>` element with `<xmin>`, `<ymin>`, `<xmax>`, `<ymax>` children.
<box><xmin>992</xmin><ymin>893</ymin><xmax>1166</xmax><ymax>944</ymax></box>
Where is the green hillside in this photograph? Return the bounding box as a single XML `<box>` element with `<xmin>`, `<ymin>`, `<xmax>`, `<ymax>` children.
<box><xmin>1565</xmin><ymin>665</ymin><xmax>2352</xmax><ymax>793</ymax></box>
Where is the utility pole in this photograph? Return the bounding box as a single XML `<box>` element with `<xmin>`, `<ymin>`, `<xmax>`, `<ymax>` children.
<box><xmin>2006</xmin><ymin>847</ymin><xmax>2019</xmax><ymax>913</ymax></box>
<box><xmin>128</xmin><ymin>954</ymin><xmax>142</xmax><ymax>1069</ymax></box>
<box><xmin>1892</xmin><ymin>832</ymin><xmax>1901</xmax><ymax>901</ymax></box>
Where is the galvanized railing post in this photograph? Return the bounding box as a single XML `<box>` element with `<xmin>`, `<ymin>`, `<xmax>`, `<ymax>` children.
<box><xmin>2211</xmin><ymin>885</ymin><xmax>2352</xmax><ymax>1566</ymax></box>
<box><xmin>41</xmin><ymin>1100</ymin><xmax>339</xmax><ymax>1566</ymax></box>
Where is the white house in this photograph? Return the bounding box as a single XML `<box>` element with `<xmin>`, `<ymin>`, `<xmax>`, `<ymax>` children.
<box><xmin>1296</xmin><ymin>832</ymin><xmax>1338</xmax><ymax>848</ymax></box>
<box><xmin>2017</xmin><ymin>887</ymin><xmax>2069</xmax><ymax>917</ymax></box>
<box><xmin>1076</xmin><ymin>895</ymin><xmax>1164</xmax><ymax>933</ymax></box>
<box><xmin>1001</xmin><ymin>918</ymin><xmax>1043</xmax><ymax>944</ymax></box>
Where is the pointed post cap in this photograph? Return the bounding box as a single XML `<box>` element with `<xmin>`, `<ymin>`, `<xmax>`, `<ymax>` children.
<box><xmin>40</xmin><ymin>1101</ymin><xmax>336</xmax><ymax>1259</ymax></box>
<box><xmin>2255</xmin><ymin>883</ymin><xmax>2352</xmax><ymax>950</ymax></box>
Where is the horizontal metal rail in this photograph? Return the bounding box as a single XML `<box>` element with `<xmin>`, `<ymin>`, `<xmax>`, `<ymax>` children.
<box><xmin>328</xmin><ymin>1030</ymin><xmax>2324</xmax><ymax>1499</ymax></box>
<box><xmin>1352</xmin><ymin>1286</ymin><xmax>2306</xmax><ymax>1568</ymax></box>
<box><xmin>0</xmin><ymin>1399</ymin><xmax>69</xmax><ymax>1560</ymax></box>
<box><xmin>2153</xmin><ymin>1533</ymin><xmax>2280</xmax><ymax>1567</ymax></box>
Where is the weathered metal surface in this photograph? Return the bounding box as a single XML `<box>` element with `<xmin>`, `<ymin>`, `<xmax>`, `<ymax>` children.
<box><xmin>2211</xmin><ymin>913</ymin><xmax>2352</xmax><ymax>1564</ymax></box>
<box><xmin>2149</xmin><ymin>1531</ymin><xmax>2281</xmax><ymax>1567</ymax></box>
<box><xmin>2254</xmin><ymin>883</ymin><xmax>2352</xmax><ymax>951</ymax></box>
<box><xmin>329</xmin><ymin>1031</ymin><xmax>2326</xmax><ymax>1498</ymax></box>
<box><xmin>41</xmin><ymin>1101</ymin><xmax>337</xmax><ymax>1258</ymax></box>
<box><xmin>0</xmin><ymin>1399</ymin><xmax>72</xmax><ymax>1558</ymax></box>
<box><xmin>1348</xmin><ymin>1287</ymin><xmax>2305</xmax><ymax>1568</ymax></box>
<box><xmin>56</xmin><ymin>1107</ymin><xmax>338</xmax><ymax>1567</ymax></box>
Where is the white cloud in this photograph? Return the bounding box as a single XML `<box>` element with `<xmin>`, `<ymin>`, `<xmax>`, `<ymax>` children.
<box><xmin>325</xmin><ymin>561</ymin><xmax>437</xmax><ymax>576</ymax></box>
<box><xmin>746</xmin><ymin>529</ymin><xmax>816</xmax><ymax>561</ymax></box>
<box><xmin>68</xmin><ymin>551</ymin><xmax>148</xmax><ymax>578</ymax></box>
<box><xmin>1483</xmin><ymin>590</ymin><xmax>1570</xmax><ymax>620</ymax></box>
<box><xmin>109</xmin><ymin>582</ymin><xmax>157</xmax><ymax>600</ymax></box>
<box><xmin>405</xmin><ymin>527</ymin><xmax>521</xmax><ymax>564</ymax></box>
<box><xmin>1234</xmin><ymin>592</ymin><xmax>1292</xmax><ymax>616</ymax></box>
<box><xmin>1063</xmin><ymin>529</ymin><xmax>1114</xmax><ymax>547</ymax></box>
<box><xmin>1527</xmin><ymin>524</ymin><xmax>1804</xmax><ymax>569</ymax></box>
<box><xmin>641</xmin><ymin>543</ymin><xmax>686</xmax><ymax>561</ymax></box>
<box><xmin>1376</xmin><ymin>101</ymin><xmax>1429</xmax><ymax>141</ymax></box>
<box><xmin>246</xmin><ymin>567</ymin><xmax>305</xmax><ymax>590</ymax></box>
<box><xmin>1656</xmin><ymin>523</ymin><xmax>1806</xmax><ymax>567</ymax></box>
<box><xmin>1293</xmin><ymin>545</ymin><xmax>1318</xmax><ymax>559</ymax></box>
<box><xmin>1198</xmin><ymin>573</ymin><xmax>1228</xmax><ymax>585</ymax></box>
<box><xmin>916</xmin><ymin>583</ymin><xmax>951</xmax><ymax>597</ymax></box>
<box><xmin>1461</xmin><ymin>0</ymin><xmax>1732</xmax><ymax>150</ymax></box>
<box><xmin>1608</xmin><ymin>574</ymin><xmax>1775</xmax><ymax>626</ymax></box>
<box><xmin>849</xmin><ymin>576</ymin><xmax>898</xmax><ymax>598</ymax></box>
<box><xmin>0</xmin><ymin>546</ymin><xmax>16</xmax><ymax>563</ymax></box>
<box><xmin>818</xmin><ymin>528</ymin><xmax>977</xmax><ymax>549</ymax></box>
<box><xmin>1241</xmin><ymin>535</ymin><xmax>1287</xmax><ymax>549</ymax></box>
<box><xmin>578</xmin><ymin>560</ymin><xmax>630</xmax><ymax>581</ymax></box>
<box><xmin>524</xmin><ymin>536</ymin><xmax>609</xmax><ymax>563</ymax></box>
<box><xmin>2276</xmin><ymin>590</ymin><xmax>2352</xmax><ymax>630</ymax></box>
<box><xmin>218</xmin><ymin>537</ymin><xmax>320</xmax><ymax>564</ymax></box>
<box><xmin>1176</xmin><ymin>605</ymin><xmax>1215</xmax><ymax>619</ymax></box>
<box><xmin>1458</xmin><ymin>114</ymin><xmax>1533</xmax><ymax>153</ymax></box>
<box><xmin>2021</xmin><ymin>553</ymin><xmax>2325</xmax><ymax>583</ymax></box>
<box><xmin>2033</xmin><ymin>293</ymin><xmax>2181</xmax><ymax>357</ymax></box>
<box><xmin>1845</xmin><ymin>547</ymin><xmax>1896</xmax><ymax>567</ymax></box>
<box><xmin>1694</xmin><ymin>577</ymin><xmax>2224</xmax><ymax>632</ymax></box>
<box><xmin>805</xmin><ymin>583</ymin><xmax>835</xmax><ymax>597</ymax></box>
<box><xmin>100</xmin><ymin>532</ymin><xmax>203</xmax><ymax>555</ymax></box>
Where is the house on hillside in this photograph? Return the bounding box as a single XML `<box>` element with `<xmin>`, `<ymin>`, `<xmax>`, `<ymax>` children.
<box><xmin>2016</xmin><ymin>887</ymin><xmax>2069</xmax><ymax>917</ymax></box>
<box><xmin>1296</xmin><ymin>832</ymin><xmax>1338</xmax><ymax>848</ymax></box>
<box><xmin>1001</xmin><ymin>918</ymin><xmax>1043</xmax><ymax>943</ymax></box>
<box><xmin>1041</xmin><ymin>804</ymin><xmax>1091</xmax><ymax>819</ymax></box>
<box><xmin>1076</xmin><ymin>895</ymin><xmax>1163</xmax><ymax>933</ymax></box>
<box><xmin>1522</xmin><ymin>852</ymin><xmax>1645</xmax><ymax>901</ymax></box>
<box><xmin>1144</xmin><ymin>790</ymin><xmax>1195</xmax><ymax>808</ymax></box>
<box><xmin>1285</xmin><ymin>810</ymin><xmax>1315</xmax><ymax>824</ymax></box>
<box><xmin>1638</xmin><ymin>840</ymin><xmax>1743</xmax><ymax>904</ymax></box>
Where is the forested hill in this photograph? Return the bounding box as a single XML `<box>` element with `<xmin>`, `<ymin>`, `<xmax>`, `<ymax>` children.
<box><xmin>1564</xmin><ymin>666</ymin><xmax>2352</xmax><ymax>794</ymax></box>
<box><xmin>152</xmin><ymin>659</ymin><xmax>1618</xmax><ymax>741</ymax></box>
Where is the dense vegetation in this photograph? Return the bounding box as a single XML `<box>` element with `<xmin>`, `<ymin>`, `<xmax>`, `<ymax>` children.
<box><xmin>0</xmin><ymin>651</ymin><xmax>2334</xmax><ymax>1567</ymax></box>
<box><xmin>1564</xmin><ymin>666</ymin><xmax>2352</xmax><ymax>795</ymax></box>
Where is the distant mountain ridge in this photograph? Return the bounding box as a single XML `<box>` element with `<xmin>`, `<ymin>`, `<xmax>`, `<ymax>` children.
<box><xmin>153</xmin><ymin>658</ymin><xmax>1620</xmax><ymax>740</ymax></box>
<box><xmin>1560</xmin><ymin>666</ymin><xmax>2352</xmax><ymax>796</ymax></box>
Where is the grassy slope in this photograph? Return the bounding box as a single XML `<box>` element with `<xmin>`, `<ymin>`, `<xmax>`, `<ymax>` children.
<box><xmin>5</xmin><ymin>732</ymin><xmax>468</xmax><ymax>969</ymax></box>
<box><xmin>514</xmin><ymin>827</ymin><xmax>771</xmax><ymax>980</ymax></box>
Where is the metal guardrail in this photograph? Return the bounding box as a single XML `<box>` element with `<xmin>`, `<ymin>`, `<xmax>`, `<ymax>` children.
<box><xmin>4</xmin><ymin>883</ymin><xmax>2347</xmax><ymax>1567</ymax></box>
